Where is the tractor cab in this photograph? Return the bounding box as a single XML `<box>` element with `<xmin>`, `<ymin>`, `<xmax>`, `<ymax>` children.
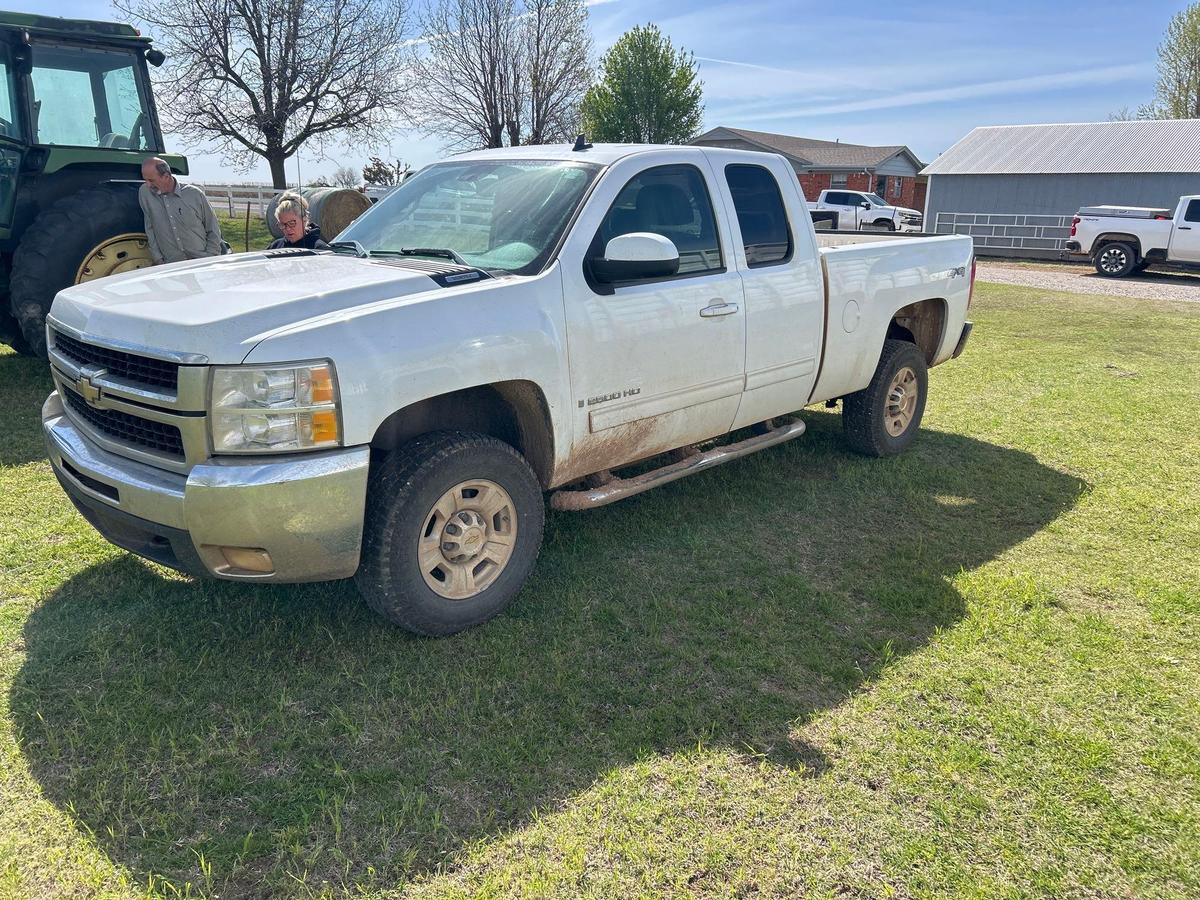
<box><xmin>0</xmin><ymin>10</ymin><xmax>187</xmax><ymax>356</ymax></box>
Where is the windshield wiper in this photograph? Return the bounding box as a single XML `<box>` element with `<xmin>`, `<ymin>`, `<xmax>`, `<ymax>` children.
<box><xmin>329</xmin><ymin>240</ymin><xmax>367</xmax><ymax>258</ymax></box>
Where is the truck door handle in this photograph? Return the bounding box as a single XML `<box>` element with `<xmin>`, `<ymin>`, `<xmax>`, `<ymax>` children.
<box><xmin>700</xmin><ymin>301</ymin><xmax>739</xmax><ymax>318</ymax></box>
<box><xmin>1179</xmin><ymin>226</ymin><xmax>1192</xmax><ymax>230</ymax></box>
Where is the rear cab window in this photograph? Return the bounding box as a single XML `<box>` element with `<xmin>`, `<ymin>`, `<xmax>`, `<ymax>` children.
<box><xmin>725</xmin><ymin>164</ymin><xmax>792</xmax><ymax>267</ymax></box>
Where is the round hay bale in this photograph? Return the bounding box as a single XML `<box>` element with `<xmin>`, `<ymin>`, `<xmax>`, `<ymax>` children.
<box><xmin>265</xmin><ymin>187</ymin><xmax>372</xmax><ymax>241</ymax></box>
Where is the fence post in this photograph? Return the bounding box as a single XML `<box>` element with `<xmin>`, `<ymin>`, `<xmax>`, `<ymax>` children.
<box><xmin>227</xmin><ymin>190</ymin><xmax>233</xmax><ymax>217</ymax></box>
<box><xmin>244</xmin><ymin>202</ymin><xmax>250</xmax><ymax>253</ymax></box>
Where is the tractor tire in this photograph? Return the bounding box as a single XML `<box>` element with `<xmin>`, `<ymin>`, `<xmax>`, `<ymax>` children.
<box><xmin>0</xmin><ymin>306</ymin><xmax>32</xmax><ymax>355</ymax></box>
<box><xmin>9</xmin><ymin>184</ymin><xmax>151</xmax><ymax>357</ymax></box>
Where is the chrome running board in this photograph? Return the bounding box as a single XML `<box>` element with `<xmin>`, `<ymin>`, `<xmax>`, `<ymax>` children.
<box><xmin>550</xmin><ymin>417</ymin><xmax>806</xmax><ymax>511</ymax></box>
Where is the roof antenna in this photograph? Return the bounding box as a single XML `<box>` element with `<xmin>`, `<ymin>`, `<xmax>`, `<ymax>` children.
<box><xmin>572</xmin><ymin>133</ymin><xmax>592</xmax><ymax>151</ymax></box>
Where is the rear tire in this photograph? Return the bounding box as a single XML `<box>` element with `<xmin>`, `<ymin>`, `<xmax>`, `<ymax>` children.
<box><xmin>842</xmin><ymin>339</ymin><xmax>928</xmax><ymax>457</ymax></box>
<box><xmin>9</xmin><ymin>184</ymin><xmax>150</xmax><ymax>357</ymax></box>
<box><xmin>1094</xmin><ymin>242</ymin><xmax>1136</xmax><ymax>278</ymax></box>
<box><xmin>355</xmin><ymin>431</ymin><xmax>545</xmax><ymax>636</ymax></box>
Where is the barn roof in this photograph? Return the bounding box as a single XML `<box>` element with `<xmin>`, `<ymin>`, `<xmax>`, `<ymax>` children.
<box><xmin>921</xmin><ymin>120</ymin><xmax>1200</xmax><ymax>176</ymax></box>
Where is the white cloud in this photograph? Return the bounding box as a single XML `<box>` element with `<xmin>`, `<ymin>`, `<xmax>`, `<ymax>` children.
<box><xmin>734</xmin><ymin>63</ymin><xmax>1154</xmax><ymax>121</ymax></box>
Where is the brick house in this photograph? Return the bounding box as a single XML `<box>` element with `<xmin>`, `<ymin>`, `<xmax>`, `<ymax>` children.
<box><xmin>691</xmin><ymin>126</ymin><xmax>928</xmax><ymax>212</ymax></box>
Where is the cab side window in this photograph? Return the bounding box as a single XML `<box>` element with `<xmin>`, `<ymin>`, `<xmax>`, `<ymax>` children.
<box><xmin>725</xmin><ymin>164</ymin><xmax>792</xmax><ymax>267</ymax></box>
<box><xmin>1186</xmin><ymin>199</ymin><xmax>1200</xmax><ymax>223</ymax></box>
<box><xmin>593</xmin><ymin>164</ymin><xmax>723</xmax><ymax>277</ymax></box>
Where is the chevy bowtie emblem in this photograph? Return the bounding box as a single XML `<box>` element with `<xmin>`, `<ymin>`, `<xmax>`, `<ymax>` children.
<box><xmin>75</xmin><ymin>371</ymin><xmax>104</xmax><ymax>405</ymax></box>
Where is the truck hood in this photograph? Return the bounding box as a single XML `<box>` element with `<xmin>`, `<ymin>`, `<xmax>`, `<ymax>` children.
<box><xmin>48</xmin><ymin>252</ymin><xmax>467</xmax><ymax>364</ymax></box>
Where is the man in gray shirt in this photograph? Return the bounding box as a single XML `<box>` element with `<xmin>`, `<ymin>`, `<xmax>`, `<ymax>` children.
<box><xmin>138</xmin><ymin>158</ymin><xmax>223</xmax><ymax>264</ymax></box>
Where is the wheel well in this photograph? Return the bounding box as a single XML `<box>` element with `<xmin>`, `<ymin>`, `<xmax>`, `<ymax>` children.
<box><xmin>370</xmin><ymin>381</ymin><xmax>555</xmax><ymax>487</ymax></box>
<box><xmin>888</xmin><ymin>298</ymin><xmax>946</xmax><ymax>364</ymax></box>
<box><xmin>1094</xmin><ymin>233</ymin><xmax>1141</xmax><ymax>258</ymax></box>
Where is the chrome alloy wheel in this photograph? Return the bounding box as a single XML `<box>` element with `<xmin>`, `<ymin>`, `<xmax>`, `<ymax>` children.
<box><xmin>418</xmin><ymin>479</ymin><xmax>517</xmax><ymax>600</ymax></box>
<box><xmin>884</xmin><ymin>366</ymin><xmax>919</xmax><ymax>436</ymax></box>
<box><xmin>1098</xmin><ymin>245</ymin><xmax>1129</xmax><ymax>275</ymax></box>
<box><xmin>75</xmin><ymin>232</ymin><xmax>153</xmax><ymax>283</ymax></box>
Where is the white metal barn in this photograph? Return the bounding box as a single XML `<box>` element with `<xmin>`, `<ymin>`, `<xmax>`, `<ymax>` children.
<box><xmin>922</xmin><ymin>120</ymin><xmax>1200</xmax><ymax>258</ymax></box>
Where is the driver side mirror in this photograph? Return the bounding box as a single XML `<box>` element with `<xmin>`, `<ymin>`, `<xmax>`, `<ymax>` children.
<box><xmin>589</xmin><ymin>232</ymin><xmax>680</xmax><ymax>284</ymax></box>
<box><xmin>860</xmin><ymin>200</ymin><xmax>872</xmax><ymax>209</ymax></box>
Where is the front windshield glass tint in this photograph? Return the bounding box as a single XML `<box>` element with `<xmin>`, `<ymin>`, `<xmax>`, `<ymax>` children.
<box><xmin>338</xmin><ymin>160</ymin><xmax>601</xmax><ymax>275</ymax></box>
<box><xmin>29</xmin><ymin>44</ymin><xmax>153</xmax><ymax>149</ymax></box>
<box><xmin>866</xmin><ymin>193</ymin><xmax>888</xmax><ymax>206</ymax></box>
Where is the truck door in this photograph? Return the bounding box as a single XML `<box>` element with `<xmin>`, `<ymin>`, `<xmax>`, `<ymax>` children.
<box><xmin>718</xmin><ymin>159</ymin><xmax>825</xmax><ymax>429</ymax></box>
<box><xmin>1173</xmin><ymin>198</ymin><xmax>1200</xmax><ymax>263</ymax></box>
<box><xmin>558</xmin><ymin>153</ymin><xmax>747</xmax><ymax>479</ymax></box>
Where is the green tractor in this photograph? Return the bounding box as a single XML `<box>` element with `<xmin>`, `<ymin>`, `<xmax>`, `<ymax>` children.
<box><xmin>0</xmin><ymin>10</ymin><xmax>187</xmax><ymax>357</ymax></box>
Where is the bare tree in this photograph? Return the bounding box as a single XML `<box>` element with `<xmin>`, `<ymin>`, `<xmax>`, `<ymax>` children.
<box><xmin>519</xmin><ymin>0</ymin><xmax>591</xmax><ymax>144</ymax></box>
<box><xmin>116</xmin><ymin>0</ymin><xmax>414</xmax><ymax>188</ymax></box>
<box><xmin>412</xmin><ymin>0</ymin><xmax>591</xmax><ymax>151</ymax></box>
<box><xmin>332</xmin><ymin>165</ymin><xmax>360</xmax><ymax>187</ymax></box>
<box><xmin>362</xmin><ymin>156</ymin><xmax>411</xmax><ymax>185</ymax></box>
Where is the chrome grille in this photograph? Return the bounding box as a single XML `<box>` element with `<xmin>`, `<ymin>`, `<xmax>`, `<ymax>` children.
<box><xmin>53</xmin><ymin>330</ymin><xmax>179</xmax><ymax>391</ymax></box>
<box><xmin>62</xmin><ymin>386</ymin><xmax>185</xmax><ymax>459</ymax></box>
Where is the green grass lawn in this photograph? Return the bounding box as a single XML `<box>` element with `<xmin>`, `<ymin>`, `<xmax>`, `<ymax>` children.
<box><xmin>217</xmin><ymin>211</ymin><xmax>276</xmax><ymax>253</ymax></box>
<box><xmin>1</xmin><ymin>283</ymin><xmax>1198</xmax><ymax>898</ymax></box>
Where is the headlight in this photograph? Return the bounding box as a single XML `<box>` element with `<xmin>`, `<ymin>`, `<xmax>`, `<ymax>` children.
<box><xmin>209</xmin><ymin>362</ymin><xmax>341</xmax><ymax>453</ymax></box>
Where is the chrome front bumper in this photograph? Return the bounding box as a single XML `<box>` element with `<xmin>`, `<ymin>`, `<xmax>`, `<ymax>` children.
<box><xmin>43</xmin><ymin>391</ymin><xmax>371</xmax><ymax>582</ymax></box>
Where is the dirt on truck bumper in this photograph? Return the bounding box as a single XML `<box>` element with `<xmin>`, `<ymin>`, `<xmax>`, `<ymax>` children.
<box><xmin>43</xmin><ymin>391</ymin><xmax>370</xmax><ymax>581</ymax></box>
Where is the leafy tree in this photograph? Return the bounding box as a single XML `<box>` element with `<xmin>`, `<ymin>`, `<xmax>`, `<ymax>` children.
<box><xmin>1149</xmin><ymin>2</ymin><xmax>1200</xmax><ymax>118</ymax></box>
<box><xmin>581</xmin><ymin>24</ymin><xmax>703</xmax><ymax>144</ymax></box>
<box><xmin>116</xmin><ymin>0</ymin><xmax>414</xmax><ymax>188</ymax></box>
<box><xmin>1113</xmin><ymin>3</ymin><xmax>1200</xmax><ymax>120</ymax></box>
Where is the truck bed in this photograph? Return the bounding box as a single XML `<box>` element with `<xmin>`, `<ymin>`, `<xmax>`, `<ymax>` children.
<box><xmin>812</xmin><ymin>233</ymin><xmax>974</xmax><ymax>402</ymax></box>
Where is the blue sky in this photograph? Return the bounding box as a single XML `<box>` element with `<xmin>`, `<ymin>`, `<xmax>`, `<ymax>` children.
<box><xmin>39</xmin><ymin>0</ymin><xmax>1192</xmax><ymax>182</ymax></box>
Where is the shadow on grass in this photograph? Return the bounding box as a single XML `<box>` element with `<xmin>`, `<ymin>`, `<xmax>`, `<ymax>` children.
<box><xmin>12</xmin><ymin>414</ymin><xmax>1085</xmax><ymax>895</ymax></box>
<box><xmin>0</xmin><ymin>350</ymin><xmax>54</xmax><ymax>468</ymax></box>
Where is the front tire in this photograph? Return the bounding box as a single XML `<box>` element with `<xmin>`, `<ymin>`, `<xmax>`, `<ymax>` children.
<box><xmin>874</xmin><ymin>219</ymin><xmax>897</xmax><ymax>232</ymax></box>
<box><xmin>9</xmin><ymin>184</ymin><xmax>152</xmax><ymax>357</ymax></box>
<box><xmin>842</xmin><ymin>339</ymin><xmax>928</xmax><ymax>457</ymax></box>
<box><xmin>1094</xmin><ymin>242</ymin><xmax>1136</xmax><ymax>278</ymax></box>
<box><xmin>355</xmin><ymin>431</ymin><xmax>545</xmax><ymax>636</ymax></box>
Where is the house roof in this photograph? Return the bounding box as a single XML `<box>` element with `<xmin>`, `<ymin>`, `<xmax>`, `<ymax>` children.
<box><xmin>692</xmin><ymin>127</ymin><xmax>922</xmax><ymax>171</ymax></box>
<box><xmin>921</xmin><ymin>120</ymin><xmax>1200</xmax><ymax>176</ymax></box>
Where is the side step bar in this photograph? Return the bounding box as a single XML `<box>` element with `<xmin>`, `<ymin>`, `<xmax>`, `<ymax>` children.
<box><xmin>550</xmin><ymin>417</ymin><xmax>807</xmax><ymax>511</ymax></box>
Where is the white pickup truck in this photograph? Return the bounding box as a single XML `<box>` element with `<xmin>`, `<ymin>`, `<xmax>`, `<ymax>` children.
<box><xmin>810</xmin><ymin>188</ymin><xmax>924</xmax><ymax>233</ymax></box>
<box><xmin>1066</xmin><ymin>195</ymin><xmax>1200</xmax><ymax>276</ymax></box>
<box><xmin>42</xmin><ymin>143</ymin><xmax>974</xmax><ymax>635</ymax></box>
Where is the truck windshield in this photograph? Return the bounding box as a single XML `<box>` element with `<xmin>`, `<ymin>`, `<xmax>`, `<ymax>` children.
<box><xmin>337</xmin><ymin>159</ymin><xmax>602</xmax><ymax>275</ymax></box>
<box><xmin>28</xmin><ymin>43</ymin><xmax>155</xmax><ymax>150</ymax></box>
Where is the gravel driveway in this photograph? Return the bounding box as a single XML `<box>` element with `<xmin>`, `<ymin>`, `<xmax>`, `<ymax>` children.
<box><xmin>977</xmin><ymin>260</ymin><xmax>1200</xmax><ymax>303</ymax></box>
